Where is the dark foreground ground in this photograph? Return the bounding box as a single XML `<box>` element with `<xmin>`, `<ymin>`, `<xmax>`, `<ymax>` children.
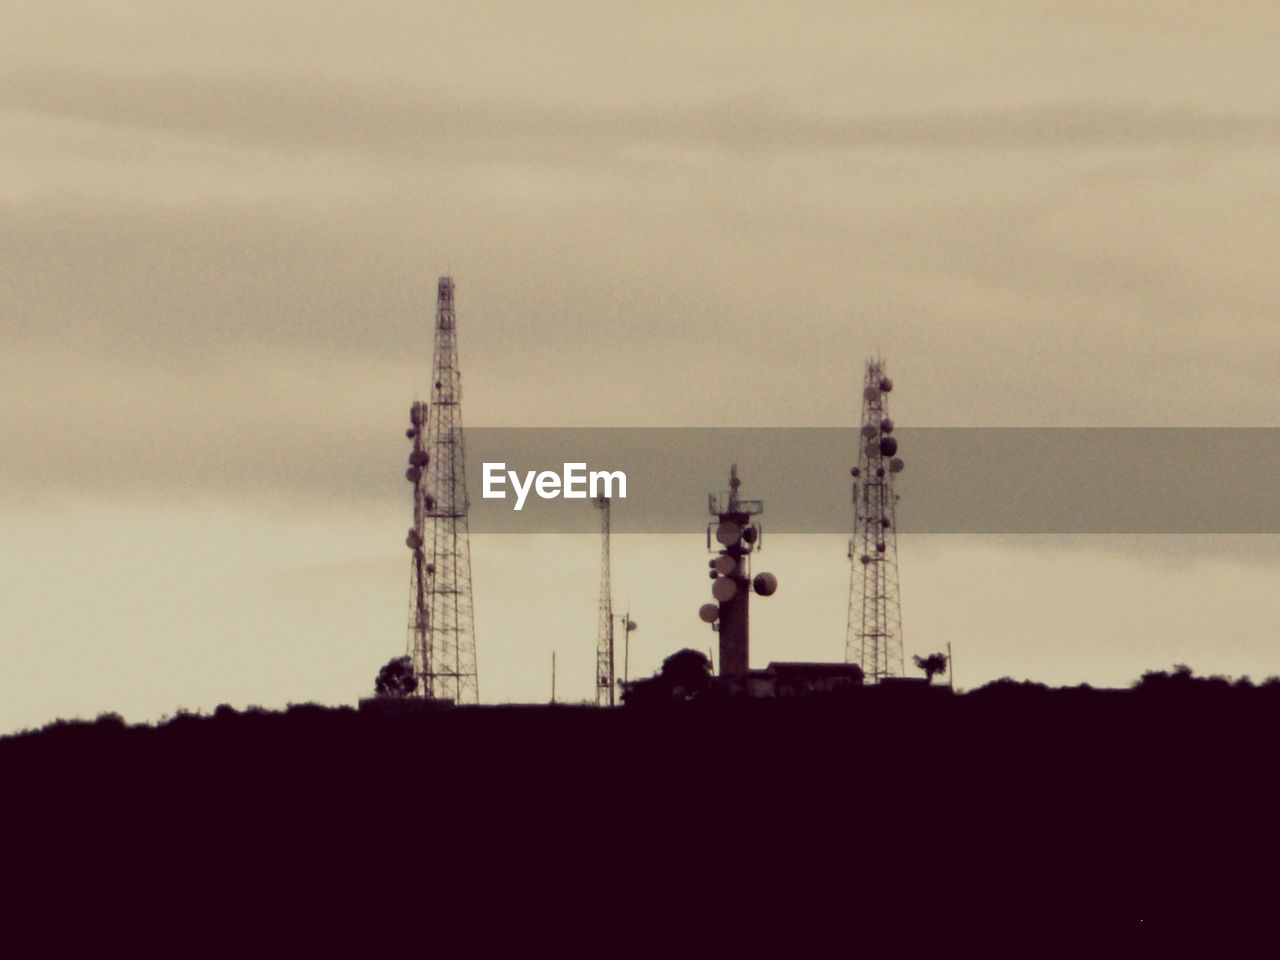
<box><xmin>4</xmin><ymin>671</ymin><xmax>1278</xmax><ymax>948</ymax></box>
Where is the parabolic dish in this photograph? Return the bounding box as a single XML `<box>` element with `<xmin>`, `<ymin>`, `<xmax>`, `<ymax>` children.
<box><xmin>715</xmin><ymin>521</ymin><xmax>743</xmax><ymax>546</ymax></box>
<box><xmin>712</xmin><ymin>577</ymin><xmax>738</xmax><ymax>602</ymax></box>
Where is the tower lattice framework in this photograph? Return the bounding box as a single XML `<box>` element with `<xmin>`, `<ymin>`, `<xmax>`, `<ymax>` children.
<box><xmin>845</xmin><ymin>358</ymin><xmax>905</xmax><ymax>682</ymax></box>
<box><xmin>595</xmin><ymin>497</ymin><xmax>615</xmax><ymax>706</ymax></box>
<box><xmin>409</xmin><ymin>276</ymin><xmax>478</xmax><ymax>703</ymax></box>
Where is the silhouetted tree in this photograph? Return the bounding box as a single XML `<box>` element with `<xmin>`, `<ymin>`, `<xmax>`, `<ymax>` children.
<box><xmin>1135</xmin><ymin>663</ymin><xmax>1195</xmax><ymax>690</ymax></box>
<box><xmin>621</xmin><ymin>649</ymin><xmax>712</xmax><ymax>705</ymax></box>
<box><xmin>374</xmin><ymin>656</ymin><xmax>418</xmax><ymax>697</ymax></box>
<box><xmin>661</xmin><ymin>649</ymin><xmax>712</xmax><ymax>699</ymax></box>
<box><xmin>913</xmin><ymin>652</ymin><xmax>948</xmax><ymax>684</ymax></box>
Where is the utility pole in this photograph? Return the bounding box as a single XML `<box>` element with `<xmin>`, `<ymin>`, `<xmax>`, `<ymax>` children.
<box><xmin>617</xmin><ymin>610</ymin><xmax>637</xmax><ymax>685</ymax></box>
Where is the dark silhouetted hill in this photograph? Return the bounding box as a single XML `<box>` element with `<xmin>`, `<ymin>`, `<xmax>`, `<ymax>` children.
<box><xmin>4</xmin><ymin>667</ymin><xmax>1278</xmax><ymax>946</ymax></box>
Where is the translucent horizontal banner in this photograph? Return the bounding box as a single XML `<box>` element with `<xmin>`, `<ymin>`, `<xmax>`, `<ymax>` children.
<box><xmin>432</xmin><ymin>428</ymin><xmax>1280</xmax><ymax>533</ymax></box>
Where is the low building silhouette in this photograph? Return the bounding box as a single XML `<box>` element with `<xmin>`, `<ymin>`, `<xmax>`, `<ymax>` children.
<box><xmin>738</xmin><ymin>661</ymin><xmax>867</xmax><ymax>699</ymax></box>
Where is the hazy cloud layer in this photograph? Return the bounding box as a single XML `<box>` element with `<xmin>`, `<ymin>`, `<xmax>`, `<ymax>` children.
<box><xmin>9</xmin><ymin>70</ymin><xmax>1280</xmax><ymax>156</ymax></box>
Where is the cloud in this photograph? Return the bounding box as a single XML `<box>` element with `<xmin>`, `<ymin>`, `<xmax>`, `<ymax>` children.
<box><xmin>6</xmin><ymin>69</ymin><xmax>1280</xmax><ymax>160</ymax></box>
<box><xmin>3</xmin><ymin>14</ymin><xmax>1279</xmax><ymax>505</ymax></box>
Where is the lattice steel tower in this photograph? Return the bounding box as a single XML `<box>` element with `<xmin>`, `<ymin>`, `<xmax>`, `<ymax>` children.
<box><xmin>595</xmin><ymin>496</ymin><xmax>615</xmax><ymax>706</ymax></box>
<box><xmin>408</xmin><ymin>276</ymin><xmax>478</xmax><ymax>703</ymax></box>
<box><xmin>845</xmin><ymin>358</ymin><xmax>905</xmax><ymax>682</ymax></box>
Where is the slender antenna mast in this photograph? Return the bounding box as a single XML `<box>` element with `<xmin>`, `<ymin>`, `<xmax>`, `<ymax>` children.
<box><xmin>845</xmin><ymin>358</ymin><xmax>905</xmax><ymax>682</ymax></box>
<box><xmin>618</xmin><ymin>608</ymin><xmax>636</xmax><ymax>686</ymax></box>
<box><xmin>595</xmin><ymin>496</ymin><xmax>615</xmax><ymax>706</ymax></box>
<box><xmin>415</xmin><ymin>276</ymin><xmax>479</xmax><ymax>703</ymax></box>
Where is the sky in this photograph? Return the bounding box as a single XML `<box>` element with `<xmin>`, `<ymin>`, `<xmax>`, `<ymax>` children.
<box><xmin>3</xmin><ymin>2</ymin><xmax>1280</xmax><ymax>732</ymax></box>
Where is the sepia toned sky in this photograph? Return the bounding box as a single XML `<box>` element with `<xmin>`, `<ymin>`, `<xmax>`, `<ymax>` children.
<box><xmin>4</xmin><ymin>3</ymin><xmax>1280</xmax><ymax>732</ymax></box>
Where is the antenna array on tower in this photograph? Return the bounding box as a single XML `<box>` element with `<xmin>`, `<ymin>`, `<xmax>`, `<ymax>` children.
<box><xmin>846</xmin><ymin>359</ymin><xmax>906</xmax><ymax>682</ymax></box>
<box><xmin>404</xmin><ymin>401</ymin><xmax>430</xmax><ymax>688</ymax></box>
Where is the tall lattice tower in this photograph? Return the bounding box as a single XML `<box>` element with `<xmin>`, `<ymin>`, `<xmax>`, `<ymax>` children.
<box><xmin>412</xmin><ymin>276</ymin><xmax>478</xmax><ymax>703</ymax></box>
<box><xmin>845</xmin><ymin>359</ymin><xmax>905</xmax><ymax>682</ymax></box>
<box><xmin>595</xmin><ymin>496</ymin><xmax>615</xmax><ymax>706</ymax></box>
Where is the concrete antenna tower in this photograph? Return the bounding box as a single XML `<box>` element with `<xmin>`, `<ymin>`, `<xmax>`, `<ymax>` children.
<box><xmin>595</xmin><ymin>496</ymin><xmax>615</xmax><ymax>706</ymax></box>
<box><xmin>404</xmin><ymin>401</ymin><xmax>430</xmax><ymax>683</ymax></box>
<box><xmin>415</xmin><ymin>276</ymin><xmax>479</xmax><ymax>703</ymax></box>
<box><xmin>845</xmin><ymin>358</ymin><xmax>905</xmax><ymax>682</ymax></box>
<box><xmin>698</xmin><ymin>465</ymin><xmax>777</xmax><ymax>679</ymax></box>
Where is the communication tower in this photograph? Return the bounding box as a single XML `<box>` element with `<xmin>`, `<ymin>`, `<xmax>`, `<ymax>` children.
<box><xmin>845</xmin><ymin>359</ymin><xmax>905</xmax><ymax>682</ymax></box>
<box><xmin>698</xmin><ymin>465</ymin><xmax>777</xmax><ymax>678</ymax></box>
<box><xmin>404</xmin><ymin>276</ymin><xmax>478</xmax><ymax>703</ymax></box>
